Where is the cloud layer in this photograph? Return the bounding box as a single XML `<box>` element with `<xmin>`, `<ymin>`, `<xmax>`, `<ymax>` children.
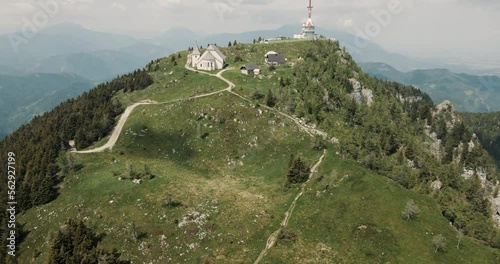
<box><xmin>1</xmin><ymin>0</ymin><xmax>498</xmax><ymax>58</ymax></box>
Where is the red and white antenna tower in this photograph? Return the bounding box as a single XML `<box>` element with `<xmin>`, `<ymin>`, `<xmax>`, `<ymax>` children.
<box><xmin>308</xmin><ymin>0</ymin><xmax>313</xmax><ymax>19</ymax></box>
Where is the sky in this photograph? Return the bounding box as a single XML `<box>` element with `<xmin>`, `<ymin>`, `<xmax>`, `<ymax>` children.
<box><xmin>1</xmin><ymin>0</ymin><xmax>499</xmax><ymax>61</ymax></box>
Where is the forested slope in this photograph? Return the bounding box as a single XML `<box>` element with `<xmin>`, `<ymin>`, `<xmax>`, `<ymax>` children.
<box><xmin>462</xmin><ymin>112</ymin><xmax>500</xmax><ymax>168</ymax></box>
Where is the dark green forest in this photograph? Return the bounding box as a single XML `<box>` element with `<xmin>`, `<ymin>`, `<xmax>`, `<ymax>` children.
<box><xmin>462</xmin><ymin>112</ymin><xmax>500</xmax><ymax>168</ymax></box>
<box><xmin>0</xmin><ymin>68</ymin><xmax>152</xmax><ymax>262</ymax></box>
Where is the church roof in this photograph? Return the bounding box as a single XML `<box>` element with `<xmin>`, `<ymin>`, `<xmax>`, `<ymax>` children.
<box><xmin>200</xmin><ymin>51</ymin><xmax>216</xmax><ymax>61</ymax></box>
<box><xmin>191</xmin><ymin>42</ymin><xmax>201</xmax><ymax>55</ymax></box>
<box><xmin>206</xmin><ymin>44</ymin><xmax>226</xmax><ymax>60</ymax></box>
<box><xmin>197</xmin><ymin>44</ymin><xmax>225</xmax><ymax>64</ymax></box>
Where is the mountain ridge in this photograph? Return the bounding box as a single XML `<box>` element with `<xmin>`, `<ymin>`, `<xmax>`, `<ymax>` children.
<box><xmin>360</xmin><ymin>62</ymin><xmax>500</xmax><ymax>112</ymax></box>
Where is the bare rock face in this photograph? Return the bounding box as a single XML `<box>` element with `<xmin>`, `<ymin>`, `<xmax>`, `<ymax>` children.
<box><xmin>462</xmin><ymin>168</ymin><xmax>475</xmax><ymax>180</ymax></box>
<box><xmin>362</xmin><ymin>89</ymin><xmax>374</xmax><ymax>106</ymax></box>
<box><xmin>468</xmin><ymin>134</ymin><xmax>477</xmax><ymax>151</ymax></box>
<box><xmin>349</xmin><ymin>78</ymin><xmax>374</xmax><ymax>106</ymax></box>
<box><xmin>407</xmin><ymin>160</ymin><xmax>417</xmax><ymax>169</ymax></box>
<box><xmin>492</xmin><ymin>196</ymin><xmax>500</xmax><ymax>226</ymax></box>
<box><xmin>462</xmin><ymin>167</ymin><xmax>489</xmax><ymax>186</ymax></box>
<box><xmin>434</xmin><ymin>100</ymin><xmax>459</xmax><ymax>130</ymax></box>
<box><xmin>397</xmin><ymin>92</ymin><xmax>422</xmax><ymax>103</ymax></box>
<box><xmin>349</xmin><ymin>78</ymin><xmax>363</xmax><ymax>104</ymax></box>
<box><xmin>424</xmin><ymin>131</ymin><xmax>443</xmax><ymax>160</ymax></box>
<box><xmin>435</xmin><ymin>100</ymin><xmax>454</xmax><ymax>114</ymax></box>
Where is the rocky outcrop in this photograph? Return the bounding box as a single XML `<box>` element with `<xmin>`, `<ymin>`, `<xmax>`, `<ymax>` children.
<box><xmin>423</xmin><ymin>100</ymin><xmax>500</xmax><ymax>225</ymax></box>
<box><xmin>492</xmin><ymin>195</ymin><xmax>500</xmax><ymax>225</ymax></box>
<box><xmin>462</xmin><ymin>167</ymin><xmax>488</xmax><ymax>183</ymax></box>
<box><xmin>349</xmin><ymin>78</ymin><xmax>374</xmax><ymax>106</ymax></box>
<box><xmin>425</xmin><ymin>130</ymin><xmax>443</xmax><ymax>160</ymax></box>
<box><xmin>397</xmin><ymin>93</ymin><xmax>422</xmax><ymax>103</ymax></box>
<box><xmin>434</xmin><ymin>100</ymin><xmax>459</xmax><ymax>130</ymax></box>
<box><xmin>362</xmin><ymin>89</ymin><xmax>374</xmax><ymax>106</ymax></box>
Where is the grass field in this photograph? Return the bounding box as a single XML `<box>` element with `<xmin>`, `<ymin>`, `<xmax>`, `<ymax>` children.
<box><xmin>18</xmin><ymin>93</ymin><xmax>323</xmax><ymax>263</ymax></box>
<box><xmin>264</xmin><ymin>154</ymin><xmax>500</xmax><ymax>263</ymax></box>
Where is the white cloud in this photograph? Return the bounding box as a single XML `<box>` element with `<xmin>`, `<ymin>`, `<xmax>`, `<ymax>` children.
<box><xmin>155</xmin><ymin>0</ymin><xmax>180</xmax><ymax>7</ymax></box>
<box><xmin>111</xmin><ymin>2</ymin><xmax>127</xmax><ymax>11</ymax></box>
<box><xmin>0</xmin><ymin>0</ymin><xmax>498</xmax><ymax>58</ymax></box>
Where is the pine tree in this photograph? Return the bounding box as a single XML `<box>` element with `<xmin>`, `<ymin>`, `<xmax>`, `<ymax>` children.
<box><xmin>266</xmin><ymin>89</ymin><xmax>276</xmax><ymax>107</ymax></box>
<box><xmin>287</xmin><ymin>155</ymin><xmax>310</xmax><ymax>184</ymax></box>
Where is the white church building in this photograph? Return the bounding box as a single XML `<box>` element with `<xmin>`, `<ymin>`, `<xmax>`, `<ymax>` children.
<box><xmin>190</xmin><ymin>43</ymin><xmax>226</xmax><ymax>71</ymax></box>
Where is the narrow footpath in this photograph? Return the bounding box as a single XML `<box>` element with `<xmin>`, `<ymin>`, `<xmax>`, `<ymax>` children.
<box><xmin>254</xmin><ymin>150</ymin><xmax>327</xmax><ymax>264</ymax></box>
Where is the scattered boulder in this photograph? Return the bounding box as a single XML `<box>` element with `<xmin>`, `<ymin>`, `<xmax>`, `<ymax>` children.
<box><xmin>132</xmin><ymin>179</ymin><xmax>142</xmax><ymax>184</ymax></box>
<box><xmin>431</xmin><ymin>180</ymin><xmax>443</xmax><ymax>191</ymax></box>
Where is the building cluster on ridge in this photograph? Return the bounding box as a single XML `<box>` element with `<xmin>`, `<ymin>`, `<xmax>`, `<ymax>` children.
<box><xmin>188</xmin><ymin>0</ymin><xmax>314</xmax><ymax>72</ymax></box>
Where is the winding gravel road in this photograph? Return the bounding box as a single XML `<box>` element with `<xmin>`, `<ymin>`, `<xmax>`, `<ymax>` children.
<box><xmin>73</xmin><ymin>65</ymin><xmax>233</xmax><ymax>154</ymax></box>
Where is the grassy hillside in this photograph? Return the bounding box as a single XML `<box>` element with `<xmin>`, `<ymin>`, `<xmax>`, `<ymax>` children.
<box><xmin>11</xmin><ymin>40</ymin><xmax>500</xmax><ymax>263</ymax></box>
<box><xmin>18</xmin><ymin>93</ymin><xmax>323</xmax><ymax>263</ymax></box>
<box><xmin>360</xmin><ymin>62</ymin><xmax>500</xmax><ymax>112</ymax></box>
<box><xmin>266</xmin><ymin>155</ymin><xmax>500</xmax><ymax>263</ymax></box>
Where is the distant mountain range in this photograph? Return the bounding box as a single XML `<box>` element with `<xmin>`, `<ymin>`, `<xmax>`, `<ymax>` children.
<box><xmin>1</xmin><ymin>23</ymin><xmax>497</xmax><ymax>80</ymax></box>
<box><xmin>0</xmin><ymin>23</ymin><xmax>169</xmax><ymax>82</ymax></box>
<box><xmin>0</xmin><ymin>73</ymin><xmax>94</xmax><ymax>138</ymax></box>
<box><xmin>360</xmin><ymin>62</ymin><xmax>500</xmax><ymax>112</ymax></box>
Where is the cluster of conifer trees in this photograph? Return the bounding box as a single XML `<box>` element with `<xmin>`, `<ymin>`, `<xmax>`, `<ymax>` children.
<box><xmin>0</xmin><ymin>69</ymin><xmax>153</xmax><ymax>262</ymax></box>
<box><xmin>47</xmin><ymin>219</ymin><xmax>129</xmax><ymax>263</ymax></box>
<box><xmin>462</xmin><ymin>112</ymin><xmax>500</xmax><ymax>168</ymax></box>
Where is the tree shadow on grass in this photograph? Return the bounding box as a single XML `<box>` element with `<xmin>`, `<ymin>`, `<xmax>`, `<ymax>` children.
<box><xmin>117</xmin><ymin>129</ymin><xmax>195</xmax><ymax>164</ymax></box>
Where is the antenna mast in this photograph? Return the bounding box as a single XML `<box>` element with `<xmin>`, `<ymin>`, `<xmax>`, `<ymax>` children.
<box><xmin>308</xmin><ymin>0</ymin><xmax>313</xmax><ymax>19</ymax></box>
